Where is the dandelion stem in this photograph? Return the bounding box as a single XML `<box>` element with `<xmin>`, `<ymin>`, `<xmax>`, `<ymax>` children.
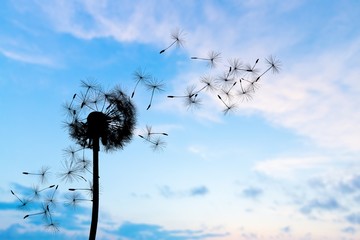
<box><xmin>89</xmin><ymin>136</ymin><xmax>99</xmax><ymax>240</ymax></box>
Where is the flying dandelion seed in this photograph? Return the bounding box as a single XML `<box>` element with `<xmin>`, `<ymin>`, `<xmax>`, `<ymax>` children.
<box><xmin>22</xmin><ymin>166</ymin><xmax>50</xmax><ymax>184</ymax></box>
<box><xmin>191</xmin><ymin>51</ymin><xmax>221</xmax><ymax>68</ymax></box>
<box><xmin>131</xmin><ymin>68</ymin><xmax>151</xmax><ymax>98</ymax></box>
<box><xmin>11</xmin><ymin>190</ymin><xmax>31</xmax><ymax>210</ymax></box>
<box><xmin>160</xmin><ymin>28</ymin><xmax>185</xmax><ymax>54</ymax></box>
<box><xmin>255</xmin><ymin>55</ymin><xmax>281</xmax><ymax>81</ymax></box>
<box><xmin>217</xmin><ymin>95</ymin><xmax>237</xmax><ymax>115</ymax></box>
<box><xmin>168</xmin><ymin>85</ymin><xmax>202</xmax><ymax>109</ymax></box>
<box><xmin>145</xmin><ymin>78</ymin><xmax>165</xmax><ymax>110</ymax></box>
<box><xmin>227</xmin><ymin>58</ymin><xmax>243</xmax><ymax>77</ymax></box>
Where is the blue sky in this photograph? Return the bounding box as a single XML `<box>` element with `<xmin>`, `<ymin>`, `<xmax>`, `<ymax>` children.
<box><xmin>1</xmin><ymin>0</ymin><xmax>360</xmax><ymax>239</ymax></box>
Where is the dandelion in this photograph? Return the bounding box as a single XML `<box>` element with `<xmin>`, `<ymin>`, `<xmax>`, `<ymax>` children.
<box><xmin>64</xmin><ymin>80</ymin><xmax>136</xmax><ymax>240</ymax></box>
<box><xmin>191</xmin><ymin>51</ymin><xmax>221</xmax><ymax>68</ymax></box>
<box><xmin>160</xmin><ymin>28</ymin><xmax>185</xmax><ymax>54</ymax></box>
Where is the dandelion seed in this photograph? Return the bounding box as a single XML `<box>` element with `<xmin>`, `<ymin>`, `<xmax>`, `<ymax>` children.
<box><xmin>266</xmin><ymin>55</ymin><xmax>281</xmax><ymax>74</ymax></box>
<box><xmin>221</xmin><ymin>81</ymin><xmax>237</xmax><ymax>100</ymax></box>
<box><xmin>227</xmin><ymin>58</ymin><xmax>243</xmax><ymax>77</ymax></box>
<box><xmin>195</xmin><ymin>75</ymin><xmax>218</xmax><ymax>94</ymax></box>
<box><xmin>160</xmin><ymin>28</ymin><xmax>185</xmax><ymax>54</ymax></box>
<box><xmin>22</xmin><ymin>166</ymin><xmax>50</xmax><ymax>184</ymax></box>
<box><xmin>58</xmin><ymin>160</ymin><xmax>86</xmax><ymax>183</ymax></box>
<box><xmin>217</xmin><ymin>95</ymin><xmax>236</xmax><ymax>115</ymax></box>
<box><xmin>76</xmin><ymin>155</ymin><xmax>92</xmax><ymax>173</ymax></box>
<box><xmin>131</xmin><ymin>68</ymin><xmax>151</xmax><ymax>98</ymax></box>
<box><xmin>256</xmin><ymin>56</ymin><xmax>281</xmax><ymax>81</ymax></box>
<box><xmin>63</xmin><ymin>146</ymin><xmax>82</xmax><ymax>161</ymax></box>
<box><xmin>23</xmin><ymin>204</ymin><xmax>49</xmax><ymax>221</ymax></box>
<box><xmin>68</xmin><ymin>182</ymin><xmax>94</xmax><ymax>198</ymax></box>
<box><xmin>191</xmin><ymin>51</ymin><xmax>221</xmax><ymax>68</ymax></box>
<box><xmin>139</xmin><ymin>135</ymin><xmax>166</xmax><ymax>151</ymax></box>
<box><xmin>45</xmin><ymin>185</ymin><xmax>58</xmax><ymax>207</ymax></box>
<box><xmin>145</xmin><ymin>78</ymin><xmax>165</xmax><ymax>110</ymax></box>
<box><xmin>11</xmin><ymin>190</ymin><xmax>30</xmax><ymax>209</ymax></box>
<box><xmin>167</xmin><ymin>85</ymin><xmax>201</xmax><ymax>109</ymax></box>
<box><xmin>31</xmin><ymin>185</ymin><xmax>55</xmax><ymax>199</ymax></box>
<box><xmin>237</xmin><ymin>78</ymin><xmax>253</xmax><ymax>102</ymax></box>
<box><xmin>216</xmin><ymin>72</ymin><xmax>235</xmax><ymax>88</ymax></box>
<box><xmin>142</xmin><ymin>125</ymin><xmax>168</xmax><ymax>140</ymax></box>
<box><xmin>65</xmin><ymin>192</ymin><xmax>92</xmax><ymax>209</ymax></box>
<box><xmin>46</xmin><ymin>221</ymin><xmax>59</xmax><ymax>232</ymax></box>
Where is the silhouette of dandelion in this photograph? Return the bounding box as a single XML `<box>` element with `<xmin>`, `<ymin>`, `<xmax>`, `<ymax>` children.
<box><xmin>63</xmin><ymin>80</ymin><xmax>136</xmax><ymax>240</ymax></box>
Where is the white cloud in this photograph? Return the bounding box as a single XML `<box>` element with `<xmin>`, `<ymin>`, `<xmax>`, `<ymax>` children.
<box><xmin>0</xmin><ymin>48</ymin><xmax>56</xmax><ymax>66</ymax></box>
<box><xmin>253</xmin><ymin>156</ymin><xmax>329</xmax><ymax>179</ymax></box>
<box><xmin>235</xmin><ymin>37</ymin><xmax>360</xmax><ymax>152</ymax></box>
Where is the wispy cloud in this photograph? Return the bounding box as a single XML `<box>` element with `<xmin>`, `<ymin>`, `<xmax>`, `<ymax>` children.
<box><xmin>237</xmin><ymin>38</ymin><xmax>360</xmax><ymax>152</ymax></box>
<box><xmin>342</xmin><ymin>226</ymin><xmax>356</xmax><ymax>234</ymax></box>
<box><xmin>346</xmin><ymin>213</ymin><xmax>360</xmax><ymax>225</ymax></box>
<box><xmin>253</xmin><ymin>156</ymin><xmax>328</xmax><ymax>179</ymax></box>
<box><xmin>281</xmin><ymin>225</ymin><xmax>291</xmax><ymax>233</ymax></box>
<box><xmin>109</xmin><ymin>221</ymin><xmax>229</xmax><ymax>240</ymax></box>
<box><xmin>241</xmin><ymin>186</ymin><xmax>263</xmax><ymax>199</ymax></box>
<box><xmin>190</xmin><ymin>186</ymin><xmax>209</xmax><ymax>196</ymax></box>
<box><xmin>159</xmin><ymin>185</ymin><xmax>209</xmax><ymax>199</ymax></box>
<box><xmin>0</xmin><ymin>48</ymin><xmax>57</xmax><ymax>67</ymax></box>
<box><xmin>300</xmin><ymin>197</ymin><xmax>341</xmax><ymax>214</ymax></box>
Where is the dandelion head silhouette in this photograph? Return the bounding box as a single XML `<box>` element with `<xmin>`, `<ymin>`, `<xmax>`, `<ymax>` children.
<box><xmin>64</xmin><ymin>80</ymin><xmax>136</xmax><ymax>151</ymax></box>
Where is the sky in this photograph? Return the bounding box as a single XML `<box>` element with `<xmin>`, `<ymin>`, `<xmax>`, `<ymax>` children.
<box><xmin>1</xmin><ymin>0</ymin><xmax>360</xmax><ymax>239</ymax></box>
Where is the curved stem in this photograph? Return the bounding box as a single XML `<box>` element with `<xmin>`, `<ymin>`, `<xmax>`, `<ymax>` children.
<box><xmin>89</xmin><ymin>137</ymin><xmax>99</xmax><ymax>240</ymax></box>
